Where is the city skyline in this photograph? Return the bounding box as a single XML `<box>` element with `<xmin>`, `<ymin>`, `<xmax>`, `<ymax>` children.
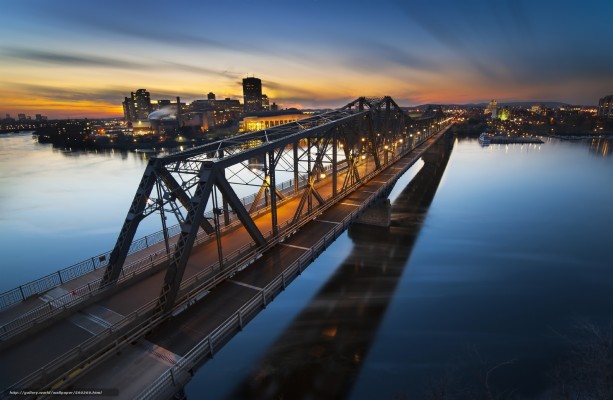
<box><xmin>1</xmin><ymin>0</ymin><xmax>612</xmax><ymax>118</ymax></box>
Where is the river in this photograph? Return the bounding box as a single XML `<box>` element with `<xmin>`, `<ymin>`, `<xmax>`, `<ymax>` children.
<box><xmin>0</xmin><ymin>132</ymin><xmax>612</xmax><ymax>398</ymax></box>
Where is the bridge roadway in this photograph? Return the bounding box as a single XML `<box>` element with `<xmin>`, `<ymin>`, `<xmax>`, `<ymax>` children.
<box><xmin>0</xmin><ymin>125</ymin><xmax>451</xmax><ymax>397</ymax></box>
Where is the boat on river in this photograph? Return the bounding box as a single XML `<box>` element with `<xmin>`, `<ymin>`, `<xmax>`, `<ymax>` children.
<box><xmin>479</xmin><ymin>132</ymin><xmax>491</xmax><ymax>146</ymax></box>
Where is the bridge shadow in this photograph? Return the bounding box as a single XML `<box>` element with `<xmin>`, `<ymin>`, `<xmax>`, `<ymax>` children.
<box><xmin>226</xmin><ymin>133</ymin><xmax>455</xmax><ymax>400</ymax></box>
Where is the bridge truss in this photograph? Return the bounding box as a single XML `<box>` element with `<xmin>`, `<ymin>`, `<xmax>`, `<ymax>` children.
<box><xmin>101</xmin><ymin>96</ymin><xmax>445</xmax><ymax>314</ymax></box>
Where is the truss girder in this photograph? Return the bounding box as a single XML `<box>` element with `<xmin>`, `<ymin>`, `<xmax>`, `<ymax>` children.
<box><xmin>158</xmin><ymin>168</ymin><xmax>215</xmax><ymax>234</ymax></box>
<box><xmin>101</xmin><ymin>160</ymin><xmax>159</xmax><ymax>285</ymax></box>
<box><xmin>158</xmin><ymin>164</ymin><xmax>216</xmax><ymax>313</ymax></box>
<box><xmin>215</xmin><ymin>174</ymin><xmax>267</xmax><ymax>248</ymax></box>
<box><xmin>104</xmin><ymin>96</ymin><xmax>446</xmax><ymax>316</ymax></box>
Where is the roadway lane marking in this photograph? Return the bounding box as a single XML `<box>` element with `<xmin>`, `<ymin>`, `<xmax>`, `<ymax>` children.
<box><xmin>229</xmin><ymin>280</ymin><xmax>263</xmax><ymax>291</ymax></box>
<box><xmin>371</xmin><ymin>180</ymin><xmax>388</xmax><ymax>184</ymax></box>
<box><xmin>340</xmin><ymin>202</ymin><xmax>360</xmax><ymax>207</ymax></box>
<box><xmin>360</xmin><ymin>190</ymin><xmax>377</xmax><ymax>193</ymax></box>
<box><xmin>69</xmin><ymin>313</ymin><xmax>107</xmax><ymax>335</ymax></box>
<box><xmin>139</xmin><ymin>340</ymin><xmax>184</xmax><ymax>367</ymax></box>
<box><xmin>280</xmin><ymin>243</ymin><xmax>310</xmax><ymax>251</ymax></box>
<box><xmin>315</xmin><ymin>219</ymin><xmax>341</xmax><ymax>225</ymax></box>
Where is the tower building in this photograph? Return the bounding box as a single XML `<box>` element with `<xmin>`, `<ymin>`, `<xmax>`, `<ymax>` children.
<box><xmin>243</xmin><ymin>77</ymin><xmax>263</xmax><ymax>113</ymax></box>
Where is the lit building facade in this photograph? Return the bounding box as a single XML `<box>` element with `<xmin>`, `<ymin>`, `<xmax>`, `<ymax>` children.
<box><xmin>598</xmin><ymin>95</ymin><xmax>613</xmax><ymax>118</ymax></box>
<box><xmin>262</xmin><ymin>94</ymin><xmax>270</xmax><ymax>111</ymax></box>
<box><xmin>486</xmin><ymin>99</ymin><xmax>498</xmax><ymax>119</ymax></box>
<box><xmin>243</xmin><ymin>77</ymin><xmax>263</xmax><ymax>113</ymax></box>
<box><xmin>123</xmin><ymin>89</ymin><xmax>153</xmax><ymax>122</ymax></box>
<box><xmin>190</xmin><ymin>98</ymin><xmax>243</xmax><ymax>131</ymax></box>
<box><xmin>239</xmin><ymin>109</ymin><xmax>308</xmax><ymax>132</ymax></box>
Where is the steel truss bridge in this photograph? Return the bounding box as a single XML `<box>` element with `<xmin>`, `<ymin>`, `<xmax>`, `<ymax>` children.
<box><xmin>103</xmin><ymin>96</ymin><xmax>445</xmax><ymax>315</ymax></box>
<box><xmin>0</xmin><ymin>96</ymin><xmax>448</xmax><ymax>399</ymax></box>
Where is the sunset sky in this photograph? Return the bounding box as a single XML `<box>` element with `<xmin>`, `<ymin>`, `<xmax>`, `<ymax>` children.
<box><xmin>1</xmin><ymin>0</ymin><xmax>612</xmax><ymax>118</ymax></box>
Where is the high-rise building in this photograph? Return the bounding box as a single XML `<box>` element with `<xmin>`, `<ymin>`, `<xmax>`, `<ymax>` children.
<box><xmin>18</xmin><ymin>113</ymin><xmax>26</xmax><ymax>121</ymax></box>
<box><xmin>598</xmin><ymin>95</ymin><xmax>612</xmax><ymax>118</ymax></box>
<box><xmin>123</xmin><ymin>89</ymin><xmax>153</xmax><ymax>122</ymax></box>
<box><xmin>243</xmin><ymin>77</ymin><xmax>263</xmax><ymax>113</ymax></box>
<box><xmin>207</xmin><ymin>92</ymin><xmax>216</xmax><ymax>101</ymax></box>
<box><xmin>262</xmin><ymin>94</ymin><xmax>270</xmax><ymax>111</ymax></box>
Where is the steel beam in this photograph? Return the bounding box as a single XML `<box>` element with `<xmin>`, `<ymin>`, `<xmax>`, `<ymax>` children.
<box><xmin>101</xmin><ymin>160</ymin><xmax>158</xmax><ymax>286</ymax></box>
<box><xmin>158</xmin><ymin>167</ymin><xmax>215</xmax><ymax>235</ymax></box>
<box><xmin>158</xmin><ymin>163</ymin><xmax>216</xmax><ymax>313</ymax></box>
<box><xmin>215</xmin><ymin>174</ymin><xmax>267</xmax><ymax>247</ymax></box>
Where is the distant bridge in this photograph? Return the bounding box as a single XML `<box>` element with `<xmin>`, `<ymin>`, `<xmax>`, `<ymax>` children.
<box><xmin>0</xmin><ymin>96</ymin><xmax>450</xmax><ymax>398</ymax></box>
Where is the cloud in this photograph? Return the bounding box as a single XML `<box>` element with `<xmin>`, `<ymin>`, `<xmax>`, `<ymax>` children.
<box><xmin>2</xmin><ymin>82</ymin><xmax>208</xmax><ymax>105</ymax></box>
<box><xmin>1</xmin><ymin>47</ymin><xmax>148</xmax><ymax>69</ymax></box>
<box><xmin>1</xmin><ymin>46</ymin><xmax>247</xmax><ymax>82</ymax></box>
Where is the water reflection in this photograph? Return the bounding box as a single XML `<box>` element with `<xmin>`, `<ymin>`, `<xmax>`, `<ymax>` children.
<box><xmin>589</xmin><ymin>138</ymin><xmax>611</xmax><ymax>157</ymax></box>
<box><xmin>228</xmin><ymin>134</ymin><xmax>454</xmax><ymax>399</ymax></box>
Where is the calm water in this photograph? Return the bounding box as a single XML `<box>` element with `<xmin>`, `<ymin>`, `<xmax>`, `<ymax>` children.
<box><xmin>0</xmin><ymin>132</ymin><xmax>158</xmax><ymax>290</ymax></box>
<box><xmin>182</xmin><ymin>136</ymin><xmax>613</xmax><ymax>399</ymax></box>
<box><xmin>1</xmin><ymin>132</ymin><xmax>612</xmax><ymax>398</ymax></box>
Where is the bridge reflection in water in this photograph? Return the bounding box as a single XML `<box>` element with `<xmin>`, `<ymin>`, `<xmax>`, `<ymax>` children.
<box><xmin>228</xmin><ymin>133</ymin><xmax>454</xmax><ymax>399</ymax></box>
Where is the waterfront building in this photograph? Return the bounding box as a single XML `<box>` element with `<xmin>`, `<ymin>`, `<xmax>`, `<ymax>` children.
<box><xmin>123</xmin><ymin>89</ymin><xmax>153</xmax><ymax>122</ymax></box>
<box><xmin>598</xmin><ymin>95</ymin><xmax>613</xmax><ymax>118</ymax></box>
<box><xmin>189</xmin><ymin>97</ymin><xmax>243</xmax><ymax>131</ymax></box>
<box><xmin>239</xmin><ymin>109</ymin><xmax>308</xmax><ymax>132</ymax></box>
<box><xmin>243</xmin><ymin>77</ymin><xmax>263</xmax><ymax>113</ymax></box>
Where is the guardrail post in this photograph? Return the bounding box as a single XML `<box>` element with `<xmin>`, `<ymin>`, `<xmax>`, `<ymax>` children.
<box><xmin>238</xmin><ymin>310</ymin><xmax>243</xmax><ymax>330</ymax></box>
<box><xmin>282</xmin><ymin>273</ymin><xmax>286</xmax><ymax>289</ymax></box>
<box><xmin>19</xmin><ymin>286</ymin><xmax>25</xmax><ymax>301</ymax></box>
<box><xmin>170</xmin><ymin>369</ymin><xmax>176</xmax><ymax>386</ymax></box>
<box><xmin>208</xmin><ymin>338</ymin><xmax>214</xmax><ymax>358</ymax></box>
<box><xmin>262</xmin><ymin>290</ymin><xmax>267</xmax><ymax>308</ymax></box>
<box><xmin>57</xmin><ymin>271</ymin><xmax>63</xmax><ymax>284</ymax></box>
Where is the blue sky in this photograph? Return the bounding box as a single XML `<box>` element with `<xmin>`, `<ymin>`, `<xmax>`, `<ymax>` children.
<box><xmin>1</xmin><ymin>0</ymin><xmax>612</xmax><ymax>117</ymax></box>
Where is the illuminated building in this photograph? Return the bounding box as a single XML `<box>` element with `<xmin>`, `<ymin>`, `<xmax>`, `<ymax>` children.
<box><xmin>190</xmin><ymin>97</ymin><xmax>243</xmax><ymax>131</ymax></box>
<box><xmin>598</xmin><ymin>95</ymin><xmax>613</xmax><ymax>118</ymax></box>
<box><xmin>486</xmin><ymin>100</ymin><xmax>498</xmax><ymax>119</ymax></box>
<box><xmin>123</xmin><ymin>89</ymin><xmax>153</xmax><ymax>122</ymax></box>
<box><xmin>531</xmin><ymin>104</ymin><xmax>543</xmax><ymax>114</ymax></box>
<box><xmin>243</xmin><ymin>77</ymin><xmax>263</xmax><ymax>113</ymax></box>
<box><xmin>262</xmin><ymin>94</ymin><xmax>270</xmax><ymax>111</ymax></box>
<box><xmin>239</xmin><ymin>109</ymin><xmax>308</xmax><ymax>132</ymax></box>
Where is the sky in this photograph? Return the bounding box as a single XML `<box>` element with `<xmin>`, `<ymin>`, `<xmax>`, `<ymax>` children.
<box><xmin>1</xmin><ymin>0</ymin><xmax>612</xmax><ymax>118</ymax></box>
